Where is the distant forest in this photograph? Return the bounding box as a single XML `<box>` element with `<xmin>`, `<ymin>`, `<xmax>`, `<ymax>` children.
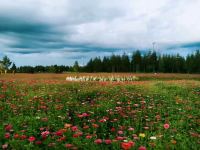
<box><xmin>2</xmin><ymin>50</ymin><xmax>200</xmax><ymax>74</ymax></box>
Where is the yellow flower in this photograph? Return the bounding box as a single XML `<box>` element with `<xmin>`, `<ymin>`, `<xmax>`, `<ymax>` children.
<box><xmin>139</xmin><ymin>133</ymin><xmax>145</xmax><ymax>138</ymax></box>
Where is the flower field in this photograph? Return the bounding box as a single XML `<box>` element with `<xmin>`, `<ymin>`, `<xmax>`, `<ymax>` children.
<box><xmin>0</xmin><ymin>74</ymin><xmax>200</xmax><ymax>149</ymax></box>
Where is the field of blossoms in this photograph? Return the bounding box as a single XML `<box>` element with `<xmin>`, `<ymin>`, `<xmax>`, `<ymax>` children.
<box><xmin>0</xmin><ymin>74</ymin><xmax>200</xmax><ymax>149</ymax></box>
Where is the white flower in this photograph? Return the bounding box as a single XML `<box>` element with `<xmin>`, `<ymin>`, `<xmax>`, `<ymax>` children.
<box><xmin>150</xmin><ymin>136</ymin><xmax>157</xmax><ymax>140</ymax></box>
<box><xmin>66</xmin><ymin>76</ymin><xmax>139</xmax><ymax>82</ymax></box>
<box><xmin>36</xmin><ymin>116</ymin><xmax>40</xmax><ymax>119</ymax></box>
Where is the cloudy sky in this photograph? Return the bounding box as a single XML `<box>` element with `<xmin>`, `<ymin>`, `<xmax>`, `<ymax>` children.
<box><xmin>0</xmin><ymin>0</ymin><xmax>200</xmax><ymax>66</ymax></box>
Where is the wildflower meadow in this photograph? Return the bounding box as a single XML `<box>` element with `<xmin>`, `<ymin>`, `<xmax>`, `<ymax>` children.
<box><xmin>0</xmin><ymin>73</ymin><xmax>200</xmax><ymax>149</ymax></box>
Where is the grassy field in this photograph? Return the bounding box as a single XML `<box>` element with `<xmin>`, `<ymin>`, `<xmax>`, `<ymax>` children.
<box><xmin>0</xmin><ymin>73</ymin><xmax>200</xmax><ymax>149</ymax></box>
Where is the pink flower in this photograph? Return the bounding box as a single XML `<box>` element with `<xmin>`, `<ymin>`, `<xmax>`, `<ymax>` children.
<box><xmin>116</xmin><ymin>136</ymin><xmax>124</xmax><ymax>140</ymax></box>
<box><xmin>2</xmin><ymin>144</ymin><xmax>8</xmax><ymax>149</ymax></box>
<box><xmin>134</xmin><ymin>136</ymin><xmax>139</xmax><ymax>140</ymax></box>
<box><xmin>86</xmin><ymin>135</ymin><xmax>92</xmax><ymax>139</ymax></box>
<box><xmin>94</xmin><ymin>139</ymin><xmax>103</xmax><ymax>144</ymax></box>
<box><xmin>82</xmin><ymin>113</ymin><xmax>89</xmax><ymax>117</ymax></box>
<box><xmin>99</xmin><ymin>119</ymin><xmax>106</xmax><ymax>122</ymax></box>
<box><xmin>40</xmin><ymin>127</ymin><xmax>45</xmax><ymax>131</ymax></box>
<box><xmin>65</xmin><ymin>144</ymin><xmax>73</xmax><ymax>148</ymax></box>
<box><xmin>41</xmin><ymin>131</ymin><xmax>50</xmax><ymax>136</ymax></box>
<box><xmin>138</xmin><ymin>146</ymin><xmax>147</xmax><ymax>150</ymax></box>
<box><xmin>128</xmin><ymin>127</ymin><xmax>134</xmax><ymax>131</ymax></box>
<box><xmin>77</xmin><ymin>114</ymin><xmax>83</xmax><ymax>118</ymax></box>
<box><xmin>104</xmin><ymin>139</ymin><xmax>112</xmax><ymax>144</ymax></box>
<box><xmin>128</xmin><ymin>141</ymin><xmax>135</xmax><ymax>146</ymax></box>
<box><xmin>71</xmin><ymin>126</ymin><xmax>78</xmax><ymax>132</ymax></box>
<box><xmin>83</xmin><ymin>125</ymin><xmax>89</xmax><ymax>129</ymax></box>
<box><xmin>73</xmin><ymin>132</ymin><xmax>83</xmax><ymax>138</ymax></box>
<box><xmin>28</xmin><ymin>136</ymin><xmax>36</xmax><ymax>142</ymax></box>
<box><xmin>164</xmin><ymin>123</ymin><xmax>170</xmax><ymax>129</ymax></box>
<box><xmin>118</xmin><ymin>130</ymin><xmax>124</xmax><ymax>135</ymax></box>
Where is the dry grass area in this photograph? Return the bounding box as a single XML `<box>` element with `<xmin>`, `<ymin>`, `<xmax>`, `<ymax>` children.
<box><xmin>0</xmin><ymin>73</ymin><xmax>200</xmax><ymax>81</ymax></box>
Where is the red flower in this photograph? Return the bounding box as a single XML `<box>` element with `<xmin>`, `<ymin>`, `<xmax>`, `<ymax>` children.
<box><xmin>99</xmin><ymin>119</ymin><xmax>106</xmax><ymax>122</ymax></box>
<box><xmin>164</xmin><ymin>123</ymin><xmax>170</xmax><ymax>129</ymax></box>
<box><xmin>28</xmin><ymin>136</ymin><xmax>36</xmax><ymax>142</ymax></box>
<box><xmin>73</xmin><ymin>132</ymin><xmax>83</xmax><ymax>138</ymax></box>
<box><xmin>121</xmin><ymin>142</ymin><xmax>134</xmax><ymax>150</ymax></box>
<box><xmin>94</xmin><ymin>139</ymin><xmax>103</xmax><ymax>144</ymax></box>
<box><xmin>14</xmin><ymin>134</ymin><xmax>20</xmax><ymax>139</ymax></box>
<box><xmin>35</xmin><ymin>141</ymin><xmax>42</xmax><ymax>145</ymax></box>
<box><xmin>138</xmin><ymin>146</ymin><xmax>147</xmax><ymax>150</ymax></box>
<box><xmin>55</xmin><ymin>130</ymin><xmax>63</xmax><ymax>136</ymax></box>
<box><xmin>57</xmin><ymin>136</ymin><xmax>66</xmax><ymax>141</ymax></box>
<box><xmin>4</xmin><ymin>133</ymin><xmax>10</xmax><ymax>139</ymax></box>
<box><xmin>20</xmin><ymin>135</ymin><xmax>27</xmax><ymax>140</ymax></box>
<box><xmin>92</xmin><ymin>124</ymin><xmax>99</xmax><ymax>128</ymax></box>
<box><xmin>5</xmin><ymin>124</ymin><xmax>12</xmax><ymax>131</ymax></box>
<box><xmin>111</xmin><ymin>127</ymin><xmax>116</xmax><ymax>132</ymax></box>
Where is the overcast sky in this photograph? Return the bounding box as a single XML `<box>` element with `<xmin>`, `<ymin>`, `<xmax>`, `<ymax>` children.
<box><xmin>0</xmin><ymin>0</ymin><xmax>200</xmax><ymax>66</ymax></box>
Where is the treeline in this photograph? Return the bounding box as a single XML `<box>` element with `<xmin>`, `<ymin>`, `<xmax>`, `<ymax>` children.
<box><xmin>17</xmin><ymin>65</ymin><xmax>71</xmax><ymax>73</ymax></box>
<box><xmin>4</xmin><ymin>50</ymin><xmax>200</xmax><ymax>74</ymax></box>
<box><xmin>82</xmin><ymin>50</ymin><xmax>200</xmax><ymax>73</ymax></box>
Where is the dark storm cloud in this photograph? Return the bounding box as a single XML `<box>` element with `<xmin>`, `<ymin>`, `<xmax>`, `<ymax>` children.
<box><xmin>165</xmin><ymin>42</ymin><xmax>200</xmax><ymax>50</ymax></box>
<box><xmin>180</xmin><ymin>42</ymin><xmax>200</xmax><ymax>49</ymax></box>
<box><xmin>8</xmin><ymin>50</ymin><xmax>43</xmax><ymax>54</ymax></box>
<box><xmin>0</xmin><ymin>14</ymin><xmax>69</xmax><ymax>47</ymax></box>
<box><xmin>0</xmin><ymin>17</ymin><xmax>49</xmax><ymax>34</ymax></box>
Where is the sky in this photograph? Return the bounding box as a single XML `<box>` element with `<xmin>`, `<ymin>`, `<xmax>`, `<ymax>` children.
<box><xmin>0</xmin><ymin>0</ymin><xmax>200</xmax><ymax>66</ymax></box>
